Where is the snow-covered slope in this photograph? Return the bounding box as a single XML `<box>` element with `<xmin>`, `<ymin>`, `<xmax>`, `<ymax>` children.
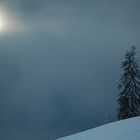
<box><xmin>58</xmin><ymin>117</ymin><xmax>140</xmax><ymax>140</ymax></box>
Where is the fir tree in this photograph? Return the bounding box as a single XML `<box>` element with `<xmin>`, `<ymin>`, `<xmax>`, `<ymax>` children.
<box><xmin>117</xmin><ymin>46</ymin><xmax>140</xmax><ymax>120</ymax></box>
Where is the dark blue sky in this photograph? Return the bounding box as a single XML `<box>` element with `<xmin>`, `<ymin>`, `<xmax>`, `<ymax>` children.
<box><xmin>0</xmin><ymin>0</ymin><xmax>140</xmax><ymax>139</ymax></box>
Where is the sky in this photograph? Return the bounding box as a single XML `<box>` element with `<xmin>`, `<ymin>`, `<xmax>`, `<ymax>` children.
<box><xmin>0</xmin><ymin>0</ymin><xmax>140</xmax><ymax>139</ymax></box>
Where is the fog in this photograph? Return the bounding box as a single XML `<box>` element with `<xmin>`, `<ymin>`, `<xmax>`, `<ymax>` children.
<box><xmin>0</xmin><ymin>0</ymin><xmax>140</xmax><ymax>139</ymax></box>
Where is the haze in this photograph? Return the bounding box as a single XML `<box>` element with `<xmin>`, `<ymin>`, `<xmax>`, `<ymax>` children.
<box><xmin>0</xmin><ymin>0</ymin><xmax>140</xmax><ymax>140</ymax></box>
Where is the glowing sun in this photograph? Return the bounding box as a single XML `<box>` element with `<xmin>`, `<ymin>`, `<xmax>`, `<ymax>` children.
<box><xmin>0</xmin><ymin>5</ymin><xmax>25</xmax><ymax>34</ymax></box>
<box><xmin>0</xmin><ymin>14</ymin><xmax>5</xmax><ymax>31</ymax></box>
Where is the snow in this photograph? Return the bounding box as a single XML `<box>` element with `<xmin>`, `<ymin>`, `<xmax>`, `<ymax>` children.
<box><xmin>58</xmin><ymin>117</ymin><xmax>140</xmax><ymax>140</ymax></box>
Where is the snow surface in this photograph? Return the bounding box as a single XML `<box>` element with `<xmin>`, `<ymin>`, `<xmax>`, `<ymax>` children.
<box><xmin>58</xmin><ymin>117</ymin><xmax>140</xmax><ymax>140</ymax></box>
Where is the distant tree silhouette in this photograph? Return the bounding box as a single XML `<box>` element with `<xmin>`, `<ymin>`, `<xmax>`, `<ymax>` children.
<box><xmin>117</xmin><ymin>46</ymin><xmax>140</xmax><ymax>120</ymax></box>
<box><xmin>104</xmin><ymin>113</ymin><xmax>117</xmax><ymax>124</ymax></box>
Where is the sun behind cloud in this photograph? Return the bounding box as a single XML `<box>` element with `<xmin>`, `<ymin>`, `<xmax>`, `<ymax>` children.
<box><xmin>0</xmin><ymin>12</ymin><xmax>6</xmax><ymax>32</ymax></box>
<box><xmin>0</xmin><ymin>4</ymin><xmax>26</xmax><ymax>34</ymax></box>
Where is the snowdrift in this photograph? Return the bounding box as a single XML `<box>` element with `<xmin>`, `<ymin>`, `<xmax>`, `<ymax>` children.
<box><xmin>58</xmin><ymin>116</ymin><xmax>140</xmax><ymax>140</ymax></box>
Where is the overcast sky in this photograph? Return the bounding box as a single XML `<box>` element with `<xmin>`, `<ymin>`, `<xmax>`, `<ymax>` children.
<box><xmin>0</xmin><ymin>0</ymin><xmax>140</xmax><ymax>140</ymax></box>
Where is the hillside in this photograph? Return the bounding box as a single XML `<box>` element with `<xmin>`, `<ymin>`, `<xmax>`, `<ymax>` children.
<box><xmin>58</xmin><ymin>117</ymin><xmax>140</xmax><ymax>140</ymax></box>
